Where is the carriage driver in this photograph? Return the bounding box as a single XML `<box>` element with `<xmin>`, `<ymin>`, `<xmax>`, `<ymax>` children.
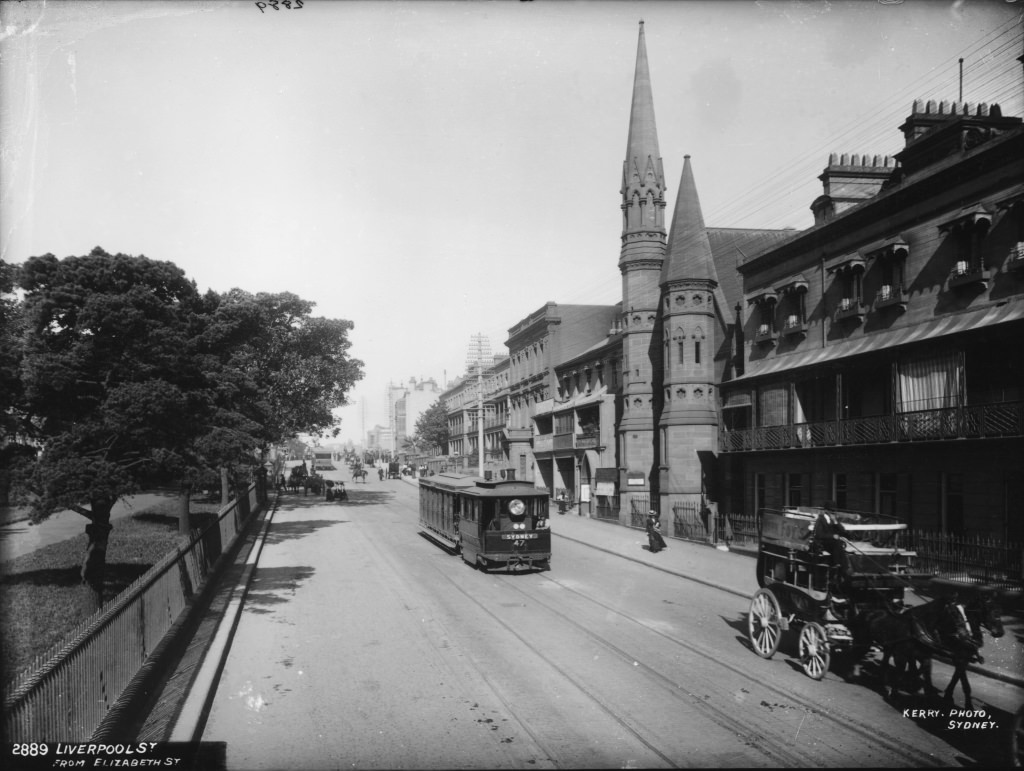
<box><xmin>809</xmin><ymin>501</ymin><xmax>851</xmax><ymax>596</ymax></box>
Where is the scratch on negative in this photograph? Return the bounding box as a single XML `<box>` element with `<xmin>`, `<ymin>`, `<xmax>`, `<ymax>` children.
<box><xmin>795</xmin><ymin>713</ymin><xmax>807</xmax><ymax>740</ymax></box>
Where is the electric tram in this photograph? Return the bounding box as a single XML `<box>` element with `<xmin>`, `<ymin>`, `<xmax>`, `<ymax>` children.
<box><xmin>419</xmin><ymin>472</ymin><xmax>551</xmax><ymax>571</ymax></box>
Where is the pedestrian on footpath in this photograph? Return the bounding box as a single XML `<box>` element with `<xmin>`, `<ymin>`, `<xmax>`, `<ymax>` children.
<box><xmin>646</xmin><ymin>510</ymin><xmax>667</xmax><ymax>553</ymax></box>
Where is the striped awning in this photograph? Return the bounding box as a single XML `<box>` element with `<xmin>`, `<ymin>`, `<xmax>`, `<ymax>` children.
<box><xmin>729</xmin><ymin>299</ymin><xmax>1024</xmax><ymax>383</ymax></box>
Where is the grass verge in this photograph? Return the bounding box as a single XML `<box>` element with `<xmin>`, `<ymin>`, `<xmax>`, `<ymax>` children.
<box><xmin>1</xmin><ymin>499</ymin><xmax>222</xmax><ymax>682</ymax></box>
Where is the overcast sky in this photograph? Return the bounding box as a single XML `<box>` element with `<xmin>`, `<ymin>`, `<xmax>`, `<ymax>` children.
<box><xmin>2</xmin><ymin>0</ymin><xmax>1021</xmax><ymax>444</ymax></box>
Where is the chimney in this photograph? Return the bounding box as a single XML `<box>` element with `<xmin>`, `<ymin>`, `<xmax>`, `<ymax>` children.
<box><xmin>810</xmin><ymin>153</ymin><xmax>896</xmax><ymax>225</ymax></box>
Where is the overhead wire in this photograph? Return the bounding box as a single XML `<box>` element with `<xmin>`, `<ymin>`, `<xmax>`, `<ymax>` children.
<box><xmin>555</xmin><ymin>18</ymin><xmax>1023</xmax><ymax>307</ymax></box>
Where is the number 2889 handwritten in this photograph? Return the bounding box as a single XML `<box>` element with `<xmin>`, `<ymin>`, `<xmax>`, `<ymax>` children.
<box><xmin>256</xmin><ymin>0</ymin><xmax>304</xmax><ymax>12</ymax></box>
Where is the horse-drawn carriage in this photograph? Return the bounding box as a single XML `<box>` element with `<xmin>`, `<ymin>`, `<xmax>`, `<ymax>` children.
<box><xmin>748</xmin><ymin>506</ymin><xmax>921</xmax><ymax>680</ymax></box>
<box><xmin>747</xmin><ymin>506</ymin><xmax>1005</xmax><ymax>702</ymax></box>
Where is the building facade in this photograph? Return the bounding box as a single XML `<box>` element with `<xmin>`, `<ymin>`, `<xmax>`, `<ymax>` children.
<box><xmin>717</xmin><ymin>100</ymin><xmax>1024</xmax><ymax>540</ymax></box>
<box><xmin>506</xmin><ymin>302</ymin><xmax>620</xmax><ymax>488</ymax></box>
<box><xmin>424</xmin><ymin>24</ymin><xmax>1023</xmax><ymax>542</ymax></box>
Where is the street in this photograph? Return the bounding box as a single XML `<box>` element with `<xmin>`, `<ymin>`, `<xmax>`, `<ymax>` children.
<box><xmin>198</xmin><ymin>472</ymin><xmax>1006</xmax><ymax>768</ymax></box>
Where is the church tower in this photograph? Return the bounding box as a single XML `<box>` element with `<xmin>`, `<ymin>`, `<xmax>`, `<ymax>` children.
<box><xmin>658</xmin><ymin>155</ymin><xmax>719</xmax><ymax>519</ymax></box>
<box><xmin>618</xmin><ymin>21</ymin><xmax>667</xmax><ymax>518</ymax></box>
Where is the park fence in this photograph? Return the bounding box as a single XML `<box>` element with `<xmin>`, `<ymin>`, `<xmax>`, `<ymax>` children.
<box><xmin>3</xmin><ymin>481</ymin><xmax>266</xmax><ymax>743</ymax></box>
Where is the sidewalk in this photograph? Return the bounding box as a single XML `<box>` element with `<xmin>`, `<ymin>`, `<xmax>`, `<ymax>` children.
<box><xmin>548</xmin><ymin>508</ymin><xmax>1024</xmax><ymax>691</ymax></box>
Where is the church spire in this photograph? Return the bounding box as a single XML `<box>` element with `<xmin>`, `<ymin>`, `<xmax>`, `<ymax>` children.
<box><xmin>620</xmin><ymin>20</ymin><xmax>666</xmax><ymax>251</ymax></box>
<box><xmin>661</xmin><ymin>155</ymin><xmax>718</xmax><ymax>285</ymax></box>
<box><xmin>617</xmin><ymin>21</ymin><xmax>666</xmax><ymax>517</ymax></box>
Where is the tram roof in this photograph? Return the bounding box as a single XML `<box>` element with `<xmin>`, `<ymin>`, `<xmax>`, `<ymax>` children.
<box><xmin>419</xmin><ymin>472</ymin><xmax>549</xmax><ymax>497</ymax></box>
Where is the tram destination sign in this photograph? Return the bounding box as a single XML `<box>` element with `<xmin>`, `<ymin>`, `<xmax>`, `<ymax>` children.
<box><xmin>500</xmin><ymin>533</ymin><xmax>539</xmax><ymax>540</ymax></box>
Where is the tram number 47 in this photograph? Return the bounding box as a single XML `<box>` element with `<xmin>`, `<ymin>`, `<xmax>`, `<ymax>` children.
<box><xmin>500</xmin><ymin>533</ymin><xmax>539</xmax><ymax>540</ymax></box>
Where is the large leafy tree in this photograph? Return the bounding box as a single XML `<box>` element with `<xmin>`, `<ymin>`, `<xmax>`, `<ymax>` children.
<box><xmin>10</xmin><ymin>250</ymin><xmax>364</xmax><ymax>609</ymax></box>
<box><xmin>197</xmin><ymin>289</ymin><xmax>363</xmax><ymax>449</ymax></box>
<box><xmin>0</xmin><ymin>259</ymin><xmax>33</xmax><ymax>506</ymax></box>
<box><xmin>414</xmin><ymin>399</ymin><xmax>450</xmax><ymax>454</ymax></box>
<box><xmin>14</xmin><ymin>248</ymin><xmax>210</xmax><ymax>607</ymax></box>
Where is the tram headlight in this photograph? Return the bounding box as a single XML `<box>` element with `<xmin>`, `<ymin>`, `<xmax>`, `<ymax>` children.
<box><xmin>507</xmin><ymin>499</ymin><xmax>526</xmax><ymax>517</ymax></box>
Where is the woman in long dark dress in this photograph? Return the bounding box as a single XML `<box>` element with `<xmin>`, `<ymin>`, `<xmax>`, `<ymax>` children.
<box><xmin>646</xmin><ymin>510</ymin><xmax>667</xmax><ymax>553</ymax></box>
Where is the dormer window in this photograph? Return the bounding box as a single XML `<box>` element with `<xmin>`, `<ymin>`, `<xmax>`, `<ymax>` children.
<box><xmin>747</xmin><ymin>291</ymin><xmax>778</xmax><ymax>345</ymax></box>
<box><xmin>776</xmin><ymin>277</ymin><xmax>808</xmax><ymax>337</ymax></box>
<box><xmin>829</xmin><ymin>256</ymin><xmax>866</xmax><ymax>322</ymax></box>
<box><xmin>868</xmin><ymin>237</ymin><xmax>910</xmax><ymax>311</ymax></box>
<box><xmin>939</xmin><ymin>205</ymin><xmax>992</xmax><ymax>289</ymax></box>
<box><xmin>998</xmin><ymin>197</ymin><xmax>1024</xmax><ymax>274</ymax></box>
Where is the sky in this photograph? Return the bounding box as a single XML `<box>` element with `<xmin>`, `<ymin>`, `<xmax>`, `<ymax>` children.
<box><xmin>2</xmin><ymin>0</ymin><xmax>1022</xmax><ymax>444</ymax></box>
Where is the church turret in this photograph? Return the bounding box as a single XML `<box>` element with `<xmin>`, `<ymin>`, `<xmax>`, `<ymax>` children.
<box><xmin>658</xmin><ymin>155</ymin><xmax>719</xmax><ymax>519</ymax></box>
<box><xmin>618</xmin><ymin>21</ymin><xmax>667</xmax><ymax>515</ymax></box>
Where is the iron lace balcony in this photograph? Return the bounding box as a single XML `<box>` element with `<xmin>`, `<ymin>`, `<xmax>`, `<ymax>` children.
<box><xmin>719</xmin><ymin>400</ymin><xmax>1024</xmax><ymax>452</ymax></box>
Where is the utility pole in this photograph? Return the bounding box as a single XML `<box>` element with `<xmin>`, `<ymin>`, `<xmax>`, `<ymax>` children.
<box><xmin>466</xmin><ymin>334</ymin><xmax>492</xmax><ymax>478</ymax></box>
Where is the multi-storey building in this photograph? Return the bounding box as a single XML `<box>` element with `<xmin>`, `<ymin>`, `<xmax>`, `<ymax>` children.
<box><xmin>506</xmin><ymin>302</ymin><xmax>620</xmax><ymax>487</ymax></box>
<box><xmin>441</xmin><ymin>355</ymin><xmax>509</xmax><ymax>476</ymax></box>
<box><xmin>427</xmin><ymin>23</ymin><xmax>1023</xmax><ymax>542</ymax></box>
<box><xmin>392</xmin><ymin>377</ymin><xmax>442</xmax><ymax>453</ymax></box>
<box><xmin>716</xmin><ymin>100</ymin><xmax>1024</xmax><ymax>540</ymax></box>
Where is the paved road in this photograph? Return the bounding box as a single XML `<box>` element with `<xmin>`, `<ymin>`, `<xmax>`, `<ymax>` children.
<box><xmin>193</xmin><ymin>471</ymin><xmax>1008</xmax><ymax>768</ymax></box>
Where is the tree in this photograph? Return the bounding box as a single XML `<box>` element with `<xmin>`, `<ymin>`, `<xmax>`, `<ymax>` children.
<box><xmin>10</xmin><ymin>251</ymin><xmax>365</xmax><ymax>609</ymax></box>
<box><xmin>0</xmin><ymin>259</ymin><xmax>33</xmax><ymax>506</ymax></box>
<box><xmin>13</xmin><ymin>249</ymin><xmax>210</xmax><ymax>608</ymax></box>
<box><xmin>414</xmin><ymin>399</ymin><xmax>449</xmax><ymax>454</ymax></box>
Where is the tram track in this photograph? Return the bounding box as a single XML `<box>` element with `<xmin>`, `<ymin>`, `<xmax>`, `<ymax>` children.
<box><xmin>336</xmin><ymin>487</ymin><xmax>952</xmax><ymax>766</ymax></box>
<box><xmin>356</xmin><ymin>502</ymin><xmax>695</xmax><ymax>766</ymax></box>
<box><xmin>504</xmin><ymin>570</ymin><xmax>947</xmax><ymax>767</ymax></box>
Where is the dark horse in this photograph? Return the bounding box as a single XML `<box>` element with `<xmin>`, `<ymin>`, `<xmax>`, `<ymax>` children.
<box><xmin>941</xmin><ymin>592</ymin><xmax>1004</xmax><ymax>710</ymax></box>
<box><xmin>352</xmin><ymin>468</ymin><xmax>368</xmax><ymax>483</ymax></box>
<box><xmin>859</xmin><ymin>596</ymin><xmax>973</xmax><ymax>701</ymax></box>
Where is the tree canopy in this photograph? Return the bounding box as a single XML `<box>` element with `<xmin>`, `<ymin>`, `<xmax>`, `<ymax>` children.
<box><xmin>414</xmin><ymin>399</ymin><xmax>450</xmax><ymax>454</ymax></box>
<box><xmin>6</xmin><ymin>247</ymin><xmax>364</xmax><ymax>603</ymax></box>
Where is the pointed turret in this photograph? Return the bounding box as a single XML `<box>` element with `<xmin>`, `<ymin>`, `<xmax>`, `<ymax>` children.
<box><xmin>661</xmin><ymin>156</ymin><xmax>717</xmax><ymax>285</ymax></box>
<box><xmin>658</xmin><ymin>155</ymin><xmax>719</xmax><ymax>517</ymax></box>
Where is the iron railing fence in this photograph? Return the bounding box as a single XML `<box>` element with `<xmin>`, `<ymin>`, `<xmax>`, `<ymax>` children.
<box><xmin>3</xmin><ymin>482</ymin><xmax>264</xmax><ymax>743</ymax></box>
<box><xmin>594</xmin><ymin>496</ymin><xmax>619</xmax><ymax>521</ymax></box>
<box><xmin>897</xmin><ymin>531</ymin><xmax>1023</xmax><ymax>591</ymax></box>
<box><xmin>629</xmin><ymin>495</ymin><xmax>651</xmax><ymax>528</ymax></box>
<box><xmin>672</xmin><ymin>502</ymin><xmax>705</xmax><ymax>541</ymax></box>
<box><xmin>714</xmin><ymin>511</ymin><xmax>1022</xmax><ymax>588</ymax></box>
<box><xmin>720</xmin><ymin>400</ymin><xmax>1023</xmax><ymax>452</ymax></box>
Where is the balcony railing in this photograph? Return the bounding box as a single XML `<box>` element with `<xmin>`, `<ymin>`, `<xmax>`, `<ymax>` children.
<box><xmin>781</xmin><ymin>315</ymin><xmax>806</xmax><ymax>337</ymax></box>
<box><xmin>947</xmin><ymin>261</ymin><xmax>990</xmax><ymax>290</ymax></box>
<box><xmin>575</xmin><ymin>432</ymin><xmax>601</xmax><ymax>450</ymax></box>
<box><xmin>754</xmin><ymin>323</ymin><xmax>776</xmax><ymax>345</ymax></box>
<box><xmin>1008</xmin><ymin>243</ymin><xmax>1024</xmax><ymax>274</ymax></box>
<box><xmin>553</xmin><ymin>432</ymin><xmax>574</xmax><ymax>451</ymax></box>
<box><xmin>719</xmin><ymin>400</ymin><xmax>1024</xmax><ymax>452</ymax></box>
<box><xmin>533</xmin><ymin>434</ymin><xmax>553</xmax><ymax>453</ymax></box>
<box><xmin>874</xmin><ymin>284</ymin><xmax>908</xmax><ymax>311</ymax></box>
<box><xmin>834</xmin><ymin>298</ymin><xmax>864</xmax><ymax>322</ymax></box>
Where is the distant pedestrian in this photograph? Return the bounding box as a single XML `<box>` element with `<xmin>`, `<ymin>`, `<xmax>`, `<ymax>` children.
<box><xmin>378</xmin><ymin>467</ymin><xmax>384</xmax><ymax>481</ymax></box>
<box><xmin>646</xmin><ymin>510</ymin><xmax>667</xmax><ymax>553</ymax></box>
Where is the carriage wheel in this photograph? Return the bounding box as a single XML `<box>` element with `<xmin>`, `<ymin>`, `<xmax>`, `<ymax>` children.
<box><xmin>748</xmin><ymin>588</ymin><xmax>783</xmax><ymax>659</ymax></box>
<box><xmin>799</xmin><ymin>622</ymin><xmax>831</xmax><ymax>681</ymax></box>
